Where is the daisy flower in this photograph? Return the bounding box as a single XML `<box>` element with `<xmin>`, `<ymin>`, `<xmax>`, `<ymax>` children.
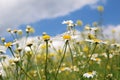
<box><xmin>83</xmin><ymin>71</ymin><xmax>96</xmax><ymax>78</ymax></box>
<box><xmin>62</xmin><ymin>20</ymin><xmax>74</xmax><ymax>27</ymax></box>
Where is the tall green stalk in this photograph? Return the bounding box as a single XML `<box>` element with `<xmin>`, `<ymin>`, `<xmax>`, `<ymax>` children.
<box><xmin>45</xmin><ymin>40</ymin><xmax>49</xmax><ymax>80</ymax></box>
<box><xmin>68</xmin><ymin>42</ymin><xmax>74</xmax><ymax>66</ymax></box>
<box><xmin>104</xmin><ymin>48</ymin><xmax>109</xmax><ymax>80</ymax></box>
<box><xmin>55</xmin><ymin>40</ymin><xmax>68</xmax><ymax>80</ymax></box>
<box><xmin>8</xmin><ymin>47</ymin><xmax>15</xmax><ymax>57</ymax></box>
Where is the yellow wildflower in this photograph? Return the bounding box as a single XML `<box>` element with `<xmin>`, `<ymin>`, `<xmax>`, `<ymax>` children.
<box><xmin>83</xmin><ymin>46</ymin><xmax>88</xmax><ymax>52</ymax></box>
<box><xmin>49</xmin><ymin>53</ymin><xmax>56</xmax><ymax>57</ymax></box>
<box><xmin>112</xmin><ymin>29</ymin><xmax>116</xmax><ymax>33</ymax></box>
<box><xmin>76</xmin><ymin>20</ymin><xmax>83</xmax><ymax>26</ymax></box>
<box><xmin>97</xmin><ymin>6</ymin><xmax>104</xmax><ymax>12</ymax></box>
<box><xmin>36</xmin><ymin>54</ymin><xmax>41</xmax><ymax>60</ymax></box>
<box><xmin>107</xmin><ymin>65</ymin><xmax>111</xmax><ymax>70</ymax></box>
<box><xmin>41</xmin><ymin>44</ymin><xmax>46</xmax><ymax>49</ymax></box>
<box><xmin>29</xmin><ymin>27</ymin><xmax>35</xmax><ymax>33</ymax></box>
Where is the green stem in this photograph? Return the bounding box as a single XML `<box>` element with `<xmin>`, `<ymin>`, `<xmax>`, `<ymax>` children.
<box><xmin>8</xmin><ymin>47</ymin><xmax>15</xmax><ymax>57</ymax></box>
<box><xmin>88</xmin><ymin>43</ymin><xmax>97</xmax><ymax>62</ymax></box>
<box><xmin>30</xmin><ymin>46</ymin><xmax>42</xmax><ymax>80</ymax></box>
<box><xmin>18</xmin><ymin>64</ymin><xmax>33</xmax><ymax>80</ymax></box>
<box><xmin>16</xmin><ymin>64</ymin><xmax>19</xmax><ymax>80</ymax></box>
<box><xmin>33</xmin><ymin>43</ymin><xmax>42</xmax><ymax>80</ymax></box>
<box><xmin>68</xmin><ymin>41</ymin><xmax>74</xmax><ymax>66</ymax></box>
<box><xmin>104</xmin><ymin>48</ymin><xmax>109</xmax><ymax>80</ymax></box>
<box><xmin>36</xmin><ymin>64</ymin><xmax>41</xmax><ymax>80</ymax></box>
<box><xmin>10</xmin><ymin>33</ymin><xmax>15</xmax><ymax>40</ymax></box>
<box><xmin>84</xmin><ymin>43</ymin><xmax>97</xmax><ymax>70</ymax></box>
<box><xmin>0</xmin><ymin>62</ymin><xmax>9</xmax><ymax>79</ymax></box>
<box><xmin>15</xmin><ymin>33</ymin><xmax>18</xmax><ymax>39</ymax></box>
<box><xmin>55</xmin><ymin>40</ymin><xmax>68</xmax><ymax>80</ymax></box>
<box><xmin>45</xmin><ymin>40</ymin><xmax>49</xmax><ymax>80</ymax></box>
<box><xmin>118</xmin><ymin>52</ymin><xmax>120</xmax><ymax>79</ymax></box>
<box><xmin>0</xmin><ymin>76</ymin><xmax>3</xmax><ymax>80</ymax></box>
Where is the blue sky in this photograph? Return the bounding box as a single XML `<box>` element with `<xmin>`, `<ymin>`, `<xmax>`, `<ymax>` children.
<box><xmin>20</xmin><ymin>0</ymin><xmax>120</xmax><ymax>36</ymax></box>
<box><xmin>0</xmin><ymin>0</ymin><xmax>120</xmax><ymax>40</ymax></box>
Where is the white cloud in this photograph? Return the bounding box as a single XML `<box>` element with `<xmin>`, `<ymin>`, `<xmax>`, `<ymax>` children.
<box><xmin>0</xmin><ymin>0</ymin><xmax>101</xmax><ymax>35</ymax></box>
<box><xmin>103</xmin><ymin>25</ymin><xmax>120</xmax><ymax>41</ymax></box>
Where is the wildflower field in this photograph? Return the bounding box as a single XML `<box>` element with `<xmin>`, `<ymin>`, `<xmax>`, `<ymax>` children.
<box><xmin>0</xmin><ymin>6</ymin><xmax>120</xmax><ymax>80</ymax></box>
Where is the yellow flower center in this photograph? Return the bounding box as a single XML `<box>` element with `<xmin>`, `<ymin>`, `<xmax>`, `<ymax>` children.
<box><xmin>5</xmin><ymin>42</ymin><xmax>12</xmax><ymax>47</ymax></box>
<box><xmin>42</xmin><ymin>35</ymin><xmax>50</xmax><ymax>41</ymax></box>
<box><xmin>63</xmin><ymin>35</ymin><xmax>71</xmax><ymax>40</ymax></box>
<box><xmin>88</xmin><ymin>72</ymin><xmax>92</xmax><ymax>74</ymax></box>
<box><xmin>95</xmin><ymin>58</ymin><xmax>100</xmax><ymax>61</ymax></box>
<box><xmin>93</xmin><ymin>39</ymin><xmax>102</xmax><ymax>43</ymax></box>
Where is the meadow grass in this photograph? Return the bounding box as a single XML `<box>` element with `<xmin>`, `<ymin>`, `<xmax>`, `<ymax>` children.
<box><xmin>0</xmin><ymin>6</ymin><xmax>120</xmax><ymax>80</ymax></box>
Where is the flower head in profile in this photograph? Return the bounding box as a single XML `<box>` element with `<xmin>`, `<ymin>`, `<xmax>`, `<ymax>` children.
<box><xmin>63</xmin><ymin>34</ymin><xmax>71</xmax><ymax>40</ymax></box>
<box><xmin>13</xmin><ymin>29</ymin><xmax>18</xmax><ymax>33</ymax></box>
<box><xmin>85</xmin><ymin>24</ymin><xmax>91</xmax><ymax>30</ymax></box>
<box><xmin>42</xmin><ymin>35</ymin><xmax>51</xmax><ymax>41</ymax></box>
<box><xmin>17</xmin><ymin>47</ymin><xmax>22</xmax><ymax>52</ymax></box>
<box><xmin>17</xmin><ymin>30</ymin><xmax>23</xmax><ymax>35</ymax></box>
<box><xmin>83</xmin><ymin>71</ymin><xmax>96</xmax><ymax>78</ymax></box>
<box><xmin>1</xmin><ymin>37</ymin><xmax>5</xmax><ymax>43</ymax></box>
<box><xmin>13</xmin><ymin>57</ymin><xmax>20</xmax><ymax>63</ymax></box>
<box><xmin>26</xmin><ymin>40</ymin><xmax>33</xmax><ymax>47</ymax></box>
<box><xmin>26</xmin><ymin>25</ymin><xmax>35</xmax><ymax>33</ymax></box>
<box><xmin>7</xmin><ymin>28</ymin><xmax>12</xmax><ymax>33</ymax></box>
